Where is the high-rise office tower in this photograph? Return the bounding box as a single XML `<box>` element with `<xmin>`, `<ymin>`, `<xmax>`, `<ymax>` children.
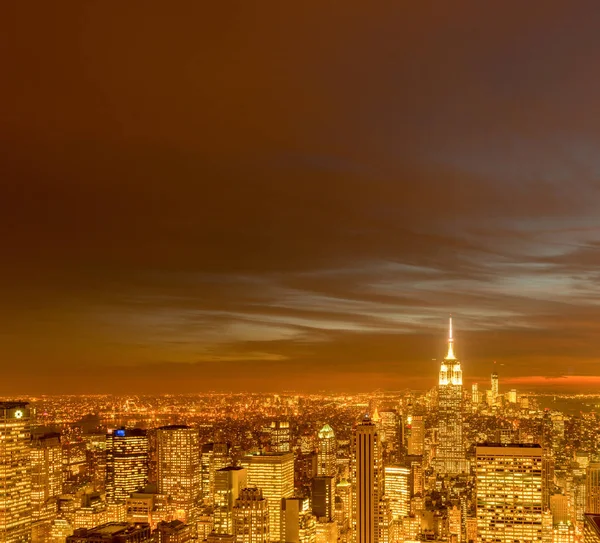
<box><xmin>201</xmin><ymin>443</ymin><xmax>216</xmax><ymax>505</ymax></box>
<box><xmin>406</xmin><ymin>415</ymin><xmax>424</xmax><ymax>456</ymax></box>
<box><xmin>587</xmin><ymin>464</ymin><xmax>600</xmax><ymax>514</ymax></box>
<box><xmin>355</xmin><ymin>415</ymin><xmax>383</xmax><ymax>543</ymax></box>
<box><xmin>312</xmin><ymin>476</ymin><xmax>335</xmax><ymax>521</ymax></box>
<box><xmin>335</xmin><ymin>479</ymin><xmax>352</xmax><ymax>530</ymax></box>
<box><xmin>550</xmin><ymin>494</ymin><xmax>569</xmax><ymax>525</ymax></box>
<box><xmin>202</xmin><ymin>443</ymin><xmax>231</xmax><ymax>505</ymax></box>
<box><xmin>406</xmin><ymin>455</ymin><xmax>424</xmax><ymax>498</ymax></box>
<box><xmin>476</xmin><ymin>444</ymin><xmax>544</xmax><ymax>543</ymax></box>
<box><xmin>270</xmin><ymin>421</ymin><xmax>291</xmax><ymax>453</ymax></box>
<box><xmin>0</xmin><ymin>401</ymin><xmax>32</xmax><ymax>543</ymax></box>
<box><xmin>471</xmin><ymin>383</ymin><xmax>480</xmax><ymax>405</ymax></box>
<box><xmin>283</xmin><ymin>497</ymin><xmax>317</xmax><ymax>543</ymax></box>
<box><xmin>106</xmin><ymin>428</ymin><xmax>148</xmax><ymax>503</ymax></box>
<box><xmin>214</xmin><ymin>466</ymin><xmax>248</xmax><ymax>535</ymax></box>
<box><xmin>147</xmin><ymin>428</ymin><xmax>158</xmax><ymax>485</ymax></box>
<box><xmin>83</xmin><ymin>433</ymin><xmax>107</xmax><ymax>492</ymax></box>
<box><xmin>543</xmin><ymin>454</ymin><xmax>555</xmax><ymax>509</ymax></box>
<box><xmin>573</xmin><ymin>475</ymin><xmax>587</xmax><ymax>523</ymax></box>
<box><xmin>157</xmin><ymin>425</ymin><xmax>201</xmax><ymax>527</ymax></box>
<box><xmin>233</xmin><ymin>487</ymin><xmax>270</xmax><ymax>543</ymax></box>
<box><xmin>436</xmin><ymin>317</ymin><xmax>467</xmax><ymax>475</ymax></box>
<box><xmin>491</xmin><ymin>371</ymin><xmax>499</xmax><ymax>405</ymax></box>
<box><xmin>379</xmin><ymin>411</ymin><xmax>400</xmax><ymax>453</ymax></box>
<box><xmin>31</xmin><ymin>431</ymin><xmax>62</xmax><ymax>542</ymax></box>
<box><xmin>317</xmin><ymin>424</ymin><xmax>337</xmax><ymax>478</ymax></box>
<box><xmin>384</xmin><ymin>465</ymin><xmax>410</xmax><ymax>520</ymax></box>
<box><xmin>31</xmin><ymin>432</ymin><xmax>62</xmax><ymax>511</ymax></box>
<box><xmin>62</xmin><ymin>438</ymin><xmax>87</xmax><ymax>494</ymax></box>
<box><xmin>241</xmin><ymin>452</ymin><xmax>294</xmax><ymax>543</ymax></box>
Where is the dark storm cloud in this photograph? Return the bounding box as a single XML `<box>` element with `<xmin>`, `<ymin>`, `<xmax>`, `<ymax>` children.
<box><xmin>2</xmin><ymin>1</ymin><xmax>600</xmax><ymax>393</ymax></box>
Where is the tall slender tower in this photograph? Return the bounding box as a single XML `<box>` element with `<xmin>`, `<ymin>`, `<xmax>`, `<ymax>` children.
<box><xmin>355</xmin><ymin>416</ymin><xmax>383</xmax><ymax>543</ymax></box>
<box><xmin>157</xmin><ymin>425</ymin><xmax>201</xmax><ymax>527</ymax></box>
<box><xmin>491</xmin><ymin>371</ymin><xmax>499</xmax><ymax>405</ymax></box>
<box><xmin>317</xmin><ymin>424</ymin><xmax>337</xmax><ymax>478</ymax></box>
<box><xmin>407</xmin><ymin>415</ymin><xmax>424</xmax><ymax>456</ymax></box>
<box><xmin>436</xmin><ymin>317</ymin><xmax>467</xmax><ymax>475</ymax></box>
<box><xmin>0</xmin><ymin>401</ymin><xmax>32</xmax><ymax>543</ymax></box>
<box><xmin>31</xmin><ymin>432</ymin><xmax>62</xmax><ymax>542</ymax></box>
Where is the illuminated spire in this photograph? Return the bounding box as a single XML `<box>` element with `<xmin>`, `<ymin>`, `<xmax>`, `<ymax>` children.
<box><xmin>445</xmin><ymin>316</ymin><xmax>456</xmax><ymax>360</ymax></box>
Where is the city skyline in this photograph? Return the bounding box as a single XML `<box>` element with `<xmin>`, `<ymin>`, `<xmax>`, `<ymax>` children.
<box><xmin>1</xmin><ymin>381</ymin><xmax>596</xmax><ymax>543</ymax></box>
<box><xmin>3</xmin><ymin>3</ymin><xmax>600</xmax><ymax>394</ymax></box>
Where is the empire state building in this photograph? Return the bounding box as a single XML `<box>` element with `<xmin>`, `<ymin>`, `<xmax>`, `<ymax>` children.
<box><xmin>435</xmin><ymin>317</ymin><xmax>468</xmax><ymax>475</ymax></box>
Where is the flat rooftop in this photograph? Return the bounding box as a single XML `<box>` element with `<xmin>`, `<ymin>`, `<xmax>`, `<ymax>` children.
<box><xmin>0</xmin><ymin>401</ymin><xmax>29</xmax><ymax>409</ymax></box>
<box><xmin>476</xmin><ymin>442</ymin><xmax>542</xmax><ymax>449</ymax></box>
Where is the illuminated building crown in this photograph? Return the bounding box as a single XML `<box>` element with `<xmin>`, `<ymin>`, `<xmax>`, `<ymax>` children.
<box><xmin>318</xmin><ymin>424</ymin><xmax>335</xmax><ymax>440</ymax></box>
<box><xmin>439</xmin><ymin>316</ymin><xmax>462</xmax><ymax>386</ymax></box>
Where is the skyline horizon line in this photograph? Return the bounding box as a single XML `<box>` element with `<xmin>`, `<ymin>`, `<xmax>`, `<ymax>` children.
<box><xmin>3</xmin><ymin>374</ymin><xmax>600</xmax><ymax>397</ymax></box>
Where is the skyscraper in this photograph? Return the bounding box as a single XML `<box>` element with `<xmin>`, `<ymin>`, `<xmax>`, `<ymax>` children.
<box><xmin>214</xmin><ymin>466</ymin><xmax>248</xmax><ymax>535</ymax></box>
<box><xmin>312</xmin><ymin>476</ymin><xmax>335</xmax><ymax>521</ymax></box>
<box><xmin>202</xmin><ymin>442</ymin><xmax>231</xmax><ymax>505</ymax></box>
<box><xmin>270</xmin><ymin>421</ymin><xmax>291</xmax><ymax>453</ymax></box>
<box><xmin>241</xmin><ymin>452</ymin><xmax>294</xmax><ymax>542</ymax></box>
<box><xmin>31</xmin><ymin>431</ymin><xmax>62</xmax><ymax>542</ymax></box>
<box><xmin>476</xmin><ymin>443</ymin><xmax>544</xmax><ymax>543</ymax></box>
<box><xmin>587</xmin><ymin>463</ymin><xmax>600</xmax><ymax>514</ymax></box>
<box><xmin>471</xmin><ymin>383</ymin><xmax>480</xmax><ymax>405</ymax></box>
<box><xmin>0</xmin><ymin>401</ymin><xmax>32</xmax><ymax>543</ymax></box>
<box><xmin>335</xmin><ymin>479</ymin><xmax>352</xmax><ymax>531</ymax></box>
<box><xmin>157</xmin><ymin>425</ymin><xmax>201</xmax><ymax>528</ymax></box>
<box><xmin>379</xmin><ymin>411</ymin><xmax>400</xmax><ymax>456</ymax></box>
<box><xmin>384</xmin><ymin>465</ymin><xmax>410</xmax><ymax>519</ymax></box>
<box><xmin>282</xmin><ymin>497</ymin><xmax>317</xmax><ymax>543</ymax></box>
<box><xmin>106</xmin><ymin>428</ymin><xmax>148</xmax><ymax>503</ymax></box>
<box><xmin>436</xmin><ymin>317</ymin><xmax>467</xmax><ymax>475</ymax></box>
<box><xmin>233</xmin><ymin>488</ymin><xmax>270</xmax><ymax>543</ymax></box>
<box><xmin>83</xmin><ymin>433</ymin><xmax>107</xmax><ymax>492</ymax></box>
<box><xmin>317</xmin><ymin>424</ymin><xmax>337</xmax><ymax>478</ymax></box>
<box><xmin>355</xmin><ymin>416</ymin><xmax>383</xmax><ymax>543</ymax></box>
<box><xmin>491</xmin><ymin>371</ymin><xmax>499</xmax><ymax>405</ymax></box>
<box><xmin>406</xmin><ymin>415</ymin><xmax>424</xmax><ymax>456</ymax></box>
<box><xmin>550</xmin><ymin>494</ymin><xmax>569</xmax><ymax>525</ymax></box>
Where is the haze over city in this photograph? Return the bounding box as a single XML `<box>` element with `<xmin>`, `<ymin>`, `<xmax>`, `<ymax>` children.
<box><xmin>3</xmin><ymin>2</ymin><xmax>600</xmax><ymax>394</ymax></box>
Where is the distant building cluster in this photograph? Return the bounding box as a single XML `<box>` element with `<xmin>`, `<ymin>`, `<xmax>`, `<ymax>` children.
<box><xmin>3</xmin><ymin>318</ymin><xmax>600</xmax><ymax>542</ymax></box>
